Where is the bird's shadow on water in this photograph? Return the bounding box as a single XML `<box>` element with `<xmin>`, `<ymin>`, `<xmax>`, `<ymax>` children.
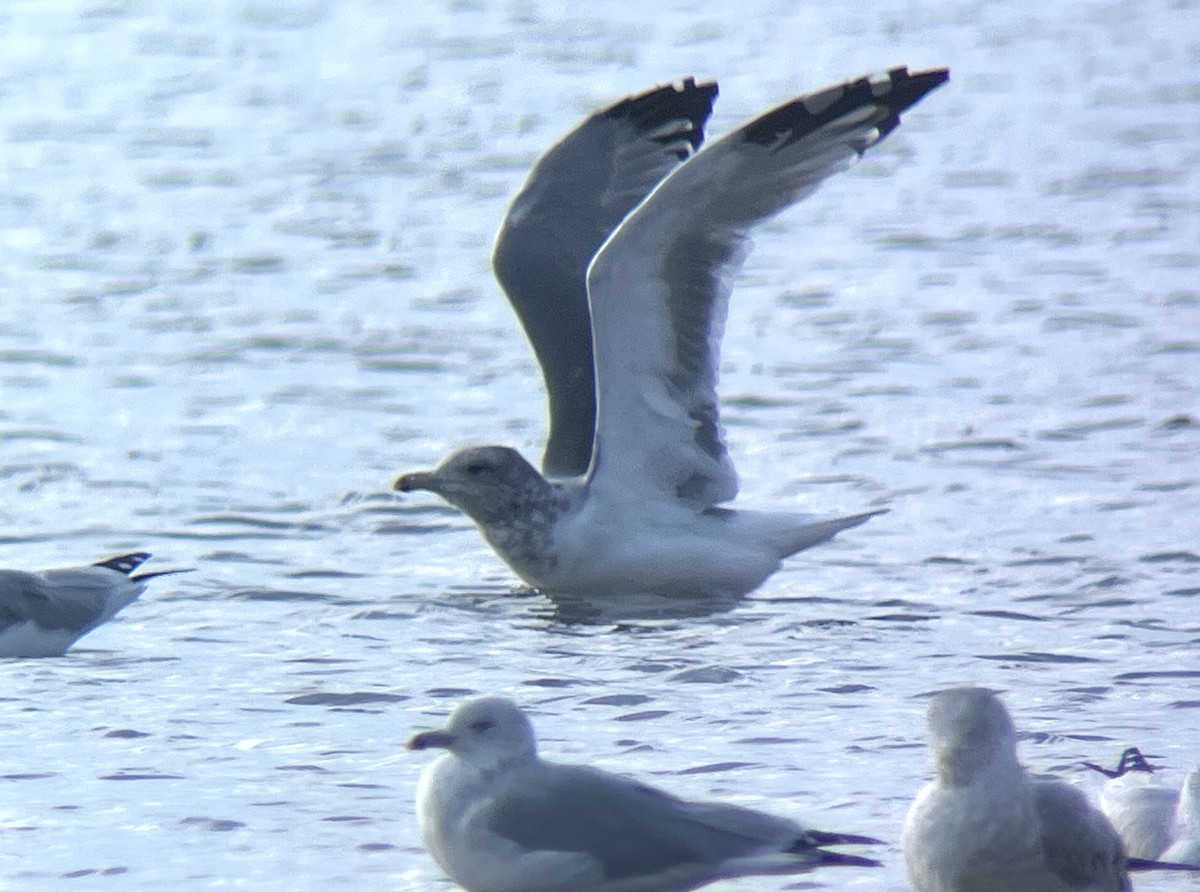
<box><xmin>532</xmin><ymin>589</ymin><xmax>750</xmax><ymax>625</ymax></box>
<box><xmin>426</xmin><ymin>584</ymin><xmax>913</xmax><ymax>629</ymax></box>
<box><xmin>414</xmin><ymin>583</ymin><xmax>750</xmax><ymax>626</ymax></box>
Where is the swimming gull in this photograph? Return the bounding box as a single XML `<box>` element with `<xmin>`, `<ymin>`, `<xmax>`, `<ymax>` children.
<box><xmin>407</xmin><ymin>696</ymin><xmax>882</xmax><ymax>892</ymax></box>
<box><xmin>1085</xmin><ymin>747</ymin><xmax>1178</xmax><ymax>860</ymax></box>
<box><xmin>396</xmin><ymin>67</ymin><xmax>947</xmax><ymax>599</ymax></box>
<box><xmin>0</xmin><ymin>553</ymin><xmax>188</xmax><ymax>657</ymax></box>
<box><xmin>902</xmin><ymin>687</ymin><xmax>1132</xmax><ymax>892</ymax></box>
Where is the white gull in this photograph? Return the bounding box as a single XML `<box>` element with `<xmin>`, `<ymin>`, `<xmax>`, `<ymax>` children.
<box><xmin>1086</xmin><ymin>746</ymin><xmax>1179</xmax><ymax>860</ymax></box>
<box><xmin>1085</xmin><ymin>748</ymin><xmax>1200</xmax><ymax>867</ymax></box>
<box><xmin>396</xmin><ymin>67</ymin><xmax>947</xmax><ymax>599</ymax></box>
<box><xmin>406</xmin><ymin>696</ymin><xmax>881</xmax><ymax>892</ymax></box>
<box><xmin>902</xmin><ymin>687</ymin><xmax>1132</xmax><ymax>892</ymax></box>
<box><xmin>0</xmin><ymin>552</ymin><xmax>188</xmax><ymax>657</ymax></box>
<box><xmin>1162</xmin><ymin>764</ymin><xmax>1200</xmax><ymax>865</ymax></box>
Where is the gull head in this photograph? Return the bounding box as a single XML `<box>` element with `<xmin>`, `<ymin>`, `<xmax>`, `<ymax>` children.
<box><xmin>394</xmin><ymin>446</ymin><xmax>551</xmax><ymax>525</ymax></box>
<box><xmin>407</xmin><ymin>697</ymin><xmax>538</xmax><ymax>770</ymax></box>
<box><xmin>925</xmin><ymin>687</ymin><xmax>1018</xmax><ymax>787</ymax></box>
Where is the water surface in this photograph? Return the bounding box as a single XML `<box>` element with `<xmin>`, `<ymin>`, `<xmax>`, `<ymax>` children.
<box><xmin>1</xmin><ymin>0</ymin><xmax>1198</xmax><ymax>889</ymax></box>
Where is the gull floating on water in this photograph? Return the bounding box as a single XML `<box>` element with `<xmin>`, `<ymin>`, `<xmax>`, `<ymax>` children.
<box><xmin>1086</xmin><ymin>747</ymin><xmax>1178</xmax><ymax>860</ymax></box>
<box><xmin>407</xmin><ymin>696</ymin><xmax>882</xmax><ymax>892</ymax></box>
<box><xmin>396</xmin><ymin>67</ymin><xmax>947</xmax><ymax>599</ymax></box>
<box><xmin>0</xmin><ymin>553</ymin><xmax>188</xmax><ymax>657</ymax></box>
<box><xmin>903</xmin><ymin>687</ymin><xmax>1133</xmax><ymax>892</ymax></box>
<box><xmin>1086</xmin><ymin>749</ymin><xmax>1200</xmax><ymax>867</ymax></box>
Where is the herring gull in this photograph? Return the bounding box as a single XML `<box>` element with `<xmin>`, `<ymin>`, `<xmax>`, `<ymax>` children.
<box><xmin>396</xmin><ymin>68</ymin><xmax>948</xmax><ymax>598</ymax></box>
<box><xmin>0</xmin><ymin>552</ymin><xmax>188</xmax><ymax>657</ymax></box>
<box><xmin>407</xmin><ymin>696</ymin><xmax>881</xmax><ymax>892</ymax></box>
<box><xmin>902</xmin><ymin>687</ymin><xmax>1132</xmax><ymax>892</ymax></box>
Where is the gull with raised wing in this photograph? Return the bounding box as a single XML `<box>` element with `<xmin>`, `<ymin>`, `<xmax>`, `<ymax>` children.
<box><xmin>396</xmin><ymin>68</ymin><xmax>948</xmax><ymax>599</ymax></box>
<box><xmin>903</xmin><ymin>687</ymin><xmax>1133</xmax><ymax>892</ymax></box>
<box><xmin>0</xmin><ymin>553</ymin><xmax>188</xmax><ymax>657</ymax></box>
<box><xmin>407</xmin><ymin>696</ymin><xmax>881</xmax><ymax>892</ymax></box>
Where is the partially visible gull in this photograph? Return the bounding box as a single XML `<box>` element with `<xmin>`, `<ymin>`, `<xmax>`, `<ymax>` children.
<box><xmin>0</xmin><ymin>553</ymin><xmax>188</xmax><ymax>657</ymax></box>
<box><xmin>902</xmin><ymin>687</ymin><xmax>1132</xmax><ymax>892</ymax></box>
<box><xmin>1162</xmin><ymin>765</ymin><xmax>1200</xmax><ymax>866</ymax></box>
<box><xmin>1084</xmin><ymin>748</ymin><xmax>1200</xmax><ymax>866</ymax></box>
<box><xmin>1086</xmin><ymin>747</ymin><xmax>1178</xmax><ymax>860</ymax></box>
<box><xmin>407</xmin><ymin>696</ymin><xmax>881</xmax><ymax>892</ymax></box>
<box><xmin>396</xmin><ymin>67</ymin><xmax>948</xmax><ymax>599</ymax></box>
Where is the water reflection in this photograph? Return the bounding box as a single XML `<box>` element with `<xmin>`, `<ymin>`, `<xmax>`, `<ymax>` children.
<box><xmin>539</xmin><ymin>588</ymin><xmax>750</xmax><ymax>624</ymax></box>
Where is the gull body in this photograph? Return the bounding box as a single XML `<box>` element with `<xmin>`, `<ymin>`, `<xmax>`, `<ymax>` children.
<box><xmin>1162</xmin><ymin>765</ymin><xmax>1200</xmax><ymax>866</ymax></box>
<box><xmin>398</xmin><ymin>68</ymin><xmax>948</xmax><ymax>599</ymax></box>
<box><xmin>1085</xmin><ymin>748</ymin><xmax>1200</xmax><ymax>866</ymax></box>
<box><xmin>902</xmin><ymin>687</ymin><xmax>1131</xmax><ymax>892</ymax></box>
<box><xmin>0</xmin><ymin>553</ymin><xmax>186</xmax><ymax>657</ymax></box>
<box><xmin>1088</xmin><ymin>747</ymin><xmax>1178</xmax><ymax>860</ymax></box>
<box><xmin>407</xmin><ymin>696</ymin><xmax>881</xmax><ymax>892</ymax></box>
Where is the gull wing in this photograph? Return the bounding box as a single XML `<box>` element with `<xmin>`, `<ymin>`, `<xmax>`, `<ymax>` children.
<box><xmin>481</xmin><ymin>761</ymin><xmax>811</xmax><ymax>881</ymax></box>
<box><xmin>493</xmin><ymin>78</ymin><xmax>719</xmax><ymax>478</ymax></box>
<box><xmin>0</xmin><ymin>569</ymin><xmax>109</xmax><ymax>631</ymax></box>
<box><xmin>585</xmin><ymin>67</ymin><xmax>948</xmax><ymax>507</ymax></box>
<box><xmin>1034</xmin><ymin>780</ymin><xmax>1133</xmax><ymax>891</ymax></box>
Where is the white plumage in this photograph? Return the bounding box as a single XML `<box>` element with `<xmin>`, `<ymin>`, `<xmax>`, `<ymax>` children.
<box><xmin>903</xmin><ymin>687</ymin><xmax>1131</xmax><ymax>892</ymax></box>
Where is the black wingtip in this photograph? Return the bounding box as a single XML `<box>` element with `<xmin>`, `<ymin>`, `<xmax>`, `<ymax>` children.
<box><xmin>1128</xmin><ymin>857</ymin><xmax>1200</xmax><ymax>873</ymax></box>
<box><xmin>791</xmin><ymin>829</ymin><xmax>884</xmax><ymax>869</ymax></box>
<box><xmin>873</xmin><ymin>66</ymin><xmax>950</xmax><ymax>141</ymax></box>
<box><xmin>93</xmin><ymin>552</ymin><xmax>152</xmax><ymax>576</ymax></box>
<box><xmin>817</xmin><ymin>851</ymin><xmax>883</xmax><ymax>869</ymax></box>
<box><xmin>1119</xmin><ymin>746</ymin><xmax>1161</xmax><ymax>774</ymax></box>
<box><xmin>129</xmin><ymin>568</ymin><xmax>194</xmax><ymax>583</ymax></box>
<box><xmin>604</xmin><ymin>76</ymin><xmax>720</xmax><ymax>158</ymax></box>
<box><xmin>742</xmin><ymin>65</ymin><xmax>948</xmax><ymax>152</ymax></box>
<box><xmin>801</xmin><ymin>829</ymin><xmax>886</xmax><ymax>848</ymax></box>
<box><xmin>1084</xmin><ymin>746</ymin><xmax>1162</xmax><ymax>778</ymax></box>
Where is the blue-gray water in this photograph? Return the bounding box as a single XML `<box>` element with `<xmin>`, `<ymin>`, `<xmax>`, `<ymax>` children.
<box><xmin>1</xmin><ymin>0</ymin><xmax>1198</xmax><ymax>889</ymax></box>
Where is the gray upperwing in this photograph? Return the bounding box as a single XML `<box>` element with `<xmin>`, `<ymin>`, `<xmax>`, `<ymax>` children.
<box><xmin>0</xmin><ymin>570</ymin><xmax>102</xmax><ymax>631</ymax></box>
<box><xmin>584</xmin><ymin>67</ymin><xmax>948</xmax><ymax>508</ymax></box>
<box><xmin>483</xmin><ymin>762</ymin><xmax>794</xmax><ymax>880</ymax></box>
<box><xmin>1034</xmin><ymin>780</ymin><xmax>1132</xmax><ymax>891</ymax></box>
<box><xmin>492</xmin><ymin>78</ymin><xmax>718</xmax><ymax>478</ymax></box>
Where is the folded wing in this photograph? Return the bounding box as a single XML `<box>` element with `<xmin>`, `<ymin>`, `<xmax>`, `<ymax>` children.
<box><xmin>0</xmin><ymin>569</ymin><xmax>110</xmax><ymax>631</ymax></box>
<box><xmin>483</xmin><ymin>762</ymin><xmax>807</xmax><ymax>879</ymax></box>
<box><xmin>1035</xmin><ymin>781</ymin><xmax>1133</xmax><ymax>891</ymax></box>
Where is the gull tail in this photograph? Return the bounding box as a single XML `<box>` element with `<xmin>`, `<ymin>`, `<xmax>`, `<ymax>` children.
<box><xmin>774</xmin><ymin>509</ymin><xmax>887</xmax><ymax>559</ymax></box>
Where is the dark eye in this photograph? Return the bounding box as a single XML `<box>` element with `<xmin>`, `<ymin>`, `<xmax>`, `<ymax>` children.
<box><xmin>465</xmin><ymin>463</ymin><xmax>487</xmax><ymax>476</ymax></box>
<box><xmin>469</xmin><ymin>719</ymin><xmax>494</xmax><ymax>733</ymax></box>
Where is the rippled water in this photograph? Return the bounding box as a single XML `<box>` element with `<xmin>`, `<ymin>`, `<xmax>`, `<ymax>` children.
<box><xmin>1</xmin><ymin>0</ymin><xmax>1198</xmax><ymax>889</ymax></box>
